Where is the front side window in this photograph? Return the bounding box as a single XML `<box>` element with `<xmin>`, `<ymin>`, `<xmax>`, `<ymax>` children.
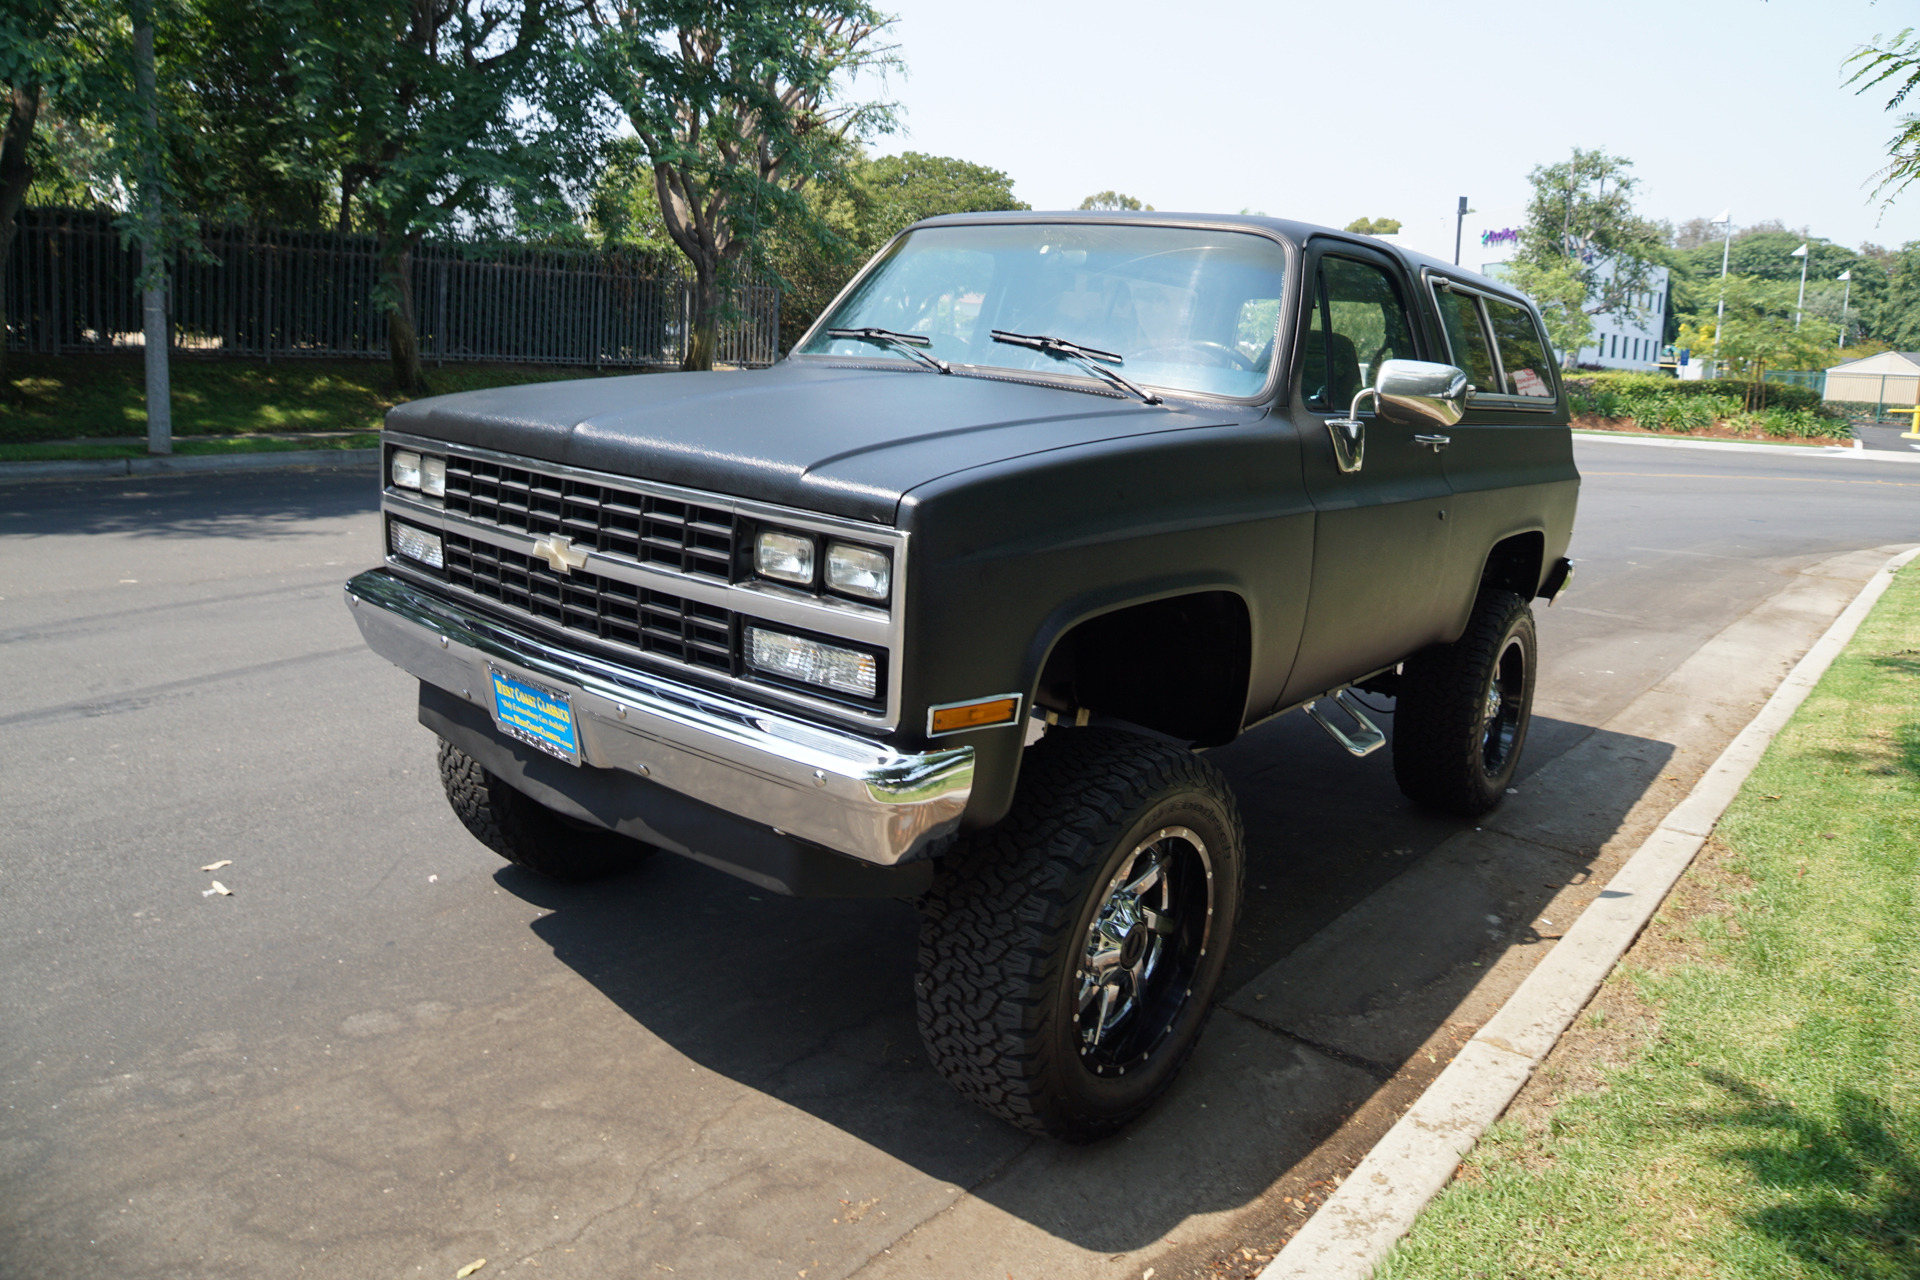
<box><xmin>798</xmin><ymin>223</ymin><xmax>1289</xmax><ymax>399</ymax></box>
<box><xmin>1303</xmin><ymin>255</ymin><xmax>1416</xmax><ymax>410</ymax></box>
<box><xmin>1435</xmin><ymin>286</ymin><xmax>1497</xmax><ymax>391</ymax></box>
<box><xmin>1484</xmin><ymin>296</ymin><xmax>1556</xmax><ymax>397</ymax></box>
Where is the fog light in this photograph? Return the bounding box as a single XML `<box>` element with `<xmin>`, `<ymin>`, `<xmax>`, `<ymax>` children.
<box><xmin>826</xmin><ymin>542</ymin><xmax>890</xmax><ymax>601</ymax></box>
<box><xmin>391</xmin><ymin>450</ymin><xmax>422</xmax><ymax>490</ymax></box>
<box><xmin>420</xmin><ymin>455</ymin><xmax>447</xmax><ymax>497</ymax></box>
<box><xmin>748</xmin><ymin>628</ymin><xmax>877</xmax><ymax>699</ymax></box>
<box><xmin>756</xmin><ymin>529</ymin><xmax>816</xmax><ymax>585</ymax></box>
<box><xmin>389</xmin><ymin>521</ymin><xmax>444</xmax><ymax>569</ymax></box>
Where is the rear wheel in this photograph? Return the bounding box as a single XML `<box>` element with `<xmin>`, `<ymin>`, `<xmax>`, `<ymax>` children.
<box><xmin>1392</xmin><ymin>588</ymin><xmax>1537</xmax><ymax>816</ymax></box>
<box><xmin>915</xmin><ymin>728</ymin><xmax>1244</xmax><ymax>1141</ymax></box>
<box><xmin>436</xmin><ymin>739</ymin><xmax>653</xmax><ymax>881</ymax></box>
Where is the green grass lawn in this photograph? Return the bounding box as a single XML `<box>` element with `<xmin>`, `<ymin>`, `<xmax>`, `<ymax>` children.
<box><xmin>1379</xmin><ymin>564</ymin><xmax>1920</xmax><ymax>1279</ymax></box>
<box><xmin>0</xmin><ymin>354</ymin><xmax>633</xmax><ymax>447</ymax></box>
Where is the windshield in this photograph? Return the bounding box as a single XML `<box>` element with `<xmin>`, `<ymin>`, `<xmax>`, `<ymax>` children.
<box><xmin>798</xmin><ymin>223</ymin><xmax>1289</xmax><ymax>400</ymax></box>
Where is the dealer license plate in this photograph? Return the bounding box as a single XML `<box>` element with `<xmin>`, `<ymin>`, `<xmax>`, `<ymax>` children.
<box><xmin>489</xmin><ymin>668</ymin><xmax>579</xmax><ymax>764</ymax></box>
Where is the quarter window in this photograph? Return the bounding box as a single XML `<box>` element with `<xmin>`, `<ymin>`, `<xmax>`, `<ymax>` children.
<box><xmin>1484</xmin><ymin>297</ymin><xmax>1554</xmax><ymax>397</ymax></box>
<box><xmin>1434</xmin><ymin>286</ymin><xmax>1497</xmax><ymax>391</ymax></box>
<box><xmin>1303</xmin><ymin>256</ymin><xmax>1417</xmax><ymax>410</ymax></box>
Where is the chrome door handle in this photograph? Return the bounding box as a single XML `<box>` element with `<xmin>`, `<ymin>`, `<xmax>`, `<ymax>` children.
<box><xmin>1414</xmin><ymin>433</ymin><xmax>1452</xmax><ymax>451</ymax></box>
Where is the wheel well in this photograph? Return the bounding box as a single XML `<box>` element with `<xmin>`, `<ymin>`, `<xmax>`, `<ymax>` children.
<box><xmin>1035</xmin><ymin>591</ymin><xmax>1251</xmax><ymax>747</ymax></box>
<box><xmin>1480</xmin><ymin>532</ymin><xmax>1545</xmax><ymax>597</ymax></box>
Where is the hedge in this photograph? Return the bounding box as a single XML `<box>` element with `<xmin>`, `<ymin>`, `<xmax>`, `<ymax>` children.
<box><xmin>1562</xmin><ymin>372</ymin><xmax>1830</xmax><ymax>415</ymax></box>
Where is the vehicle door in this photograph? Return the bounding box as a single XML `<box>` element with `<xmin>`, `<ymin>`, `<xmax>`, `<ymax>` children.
<box><xmin>1422</xmin><ymin>274</ymin><xmax>1574</xmax><ymax>628</ymax></box>
<box><xmin>1279</xmin><ymin>242</ymin><xmax>1453</xmax><ymax>705</ymax></box>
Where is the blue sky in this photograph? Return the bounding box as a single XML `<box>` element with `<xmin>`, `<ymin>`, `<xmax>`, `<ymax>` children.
<box><xmin>858</xmin><ymin>0</ymin><xmax>1917</xmax><ymax>266</ymax></box>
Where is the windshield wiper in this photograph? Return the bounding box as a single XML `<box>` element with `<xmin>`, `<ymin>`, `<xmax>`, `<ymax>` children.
<box><xmin>827</xmin><ymin>327</ymin><xmax>951</xmax><ymax>374</ymax></box>
<box><xmin>989</xmin><ymin>330</ymin><xmax>1163</xmax><ymax>405</ymax></box>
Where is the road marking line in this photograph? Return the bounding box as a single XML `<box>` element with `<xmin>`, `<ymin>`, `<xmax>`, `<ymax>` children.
<box><xmin>1260</xmin><ymin>543</ymin><xmax>1920</xmax><ymax>1280</ymax></box>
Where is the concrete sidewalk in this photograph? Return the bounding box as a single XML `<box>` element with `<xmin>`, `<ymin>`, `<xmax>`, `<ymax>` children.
<box><xmin>0</xmin><ymin>448</ymin><xmax>378</xmax><ymax>483</ymax></box>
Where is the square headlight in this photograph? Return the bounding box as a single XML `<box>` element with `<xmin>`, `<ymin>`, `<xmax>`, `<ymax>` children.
<box><xmin>420</xmin><ymin>455</ymin><xmax>447</xmax><ymax>497</ymax></box>
<box><xmin>390</xmin><ymin>450</ymin><xmax>422</xmax><ymax>490</ymax></box>
<box><xmin>826</xmin><ymin>542</ymin><xmax>890</xmax><ymax>601</ymax></box>
<box><xmin>755</xmin><ymin>529</ymin><xmax>816</xmax><ymax>585</ymax></box>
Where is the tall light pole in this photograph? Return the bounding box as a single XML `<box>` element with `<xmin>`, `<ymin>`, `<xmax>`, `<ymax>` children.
<box><xmin>1710</xmin><ymin>209</ymin><xmax>1733</xmax><ymax>375</ymax></box>
<box><xmin>1791</xmin><ymin>243</ymin><xmax>1809</xmax><ymax>329</ymax></box>
<box><xmin>1453</xmin><ymin>196</ymin><xmax>1468</xmax><ymax>266</ymax></box>
<box><xmin>1838</xmin><ymin>269</ymin><xmax>1852</xmax><ymax>348</ymax></box>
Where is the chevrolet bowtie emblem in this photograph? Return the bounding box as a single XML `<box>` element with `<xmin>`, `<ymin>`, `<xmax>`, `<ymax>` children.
<box><xmin>531</xmin><ymin>534</ymin><xmax>589</xmax><ymax>575</ymax></box>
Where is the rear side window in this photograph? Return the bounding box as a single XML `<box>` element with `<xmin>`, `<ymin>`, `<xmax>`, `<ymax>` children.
<box><xmin>1485</xmin><ymin>298</ymin><xmax>1556</xmax><ymax>398</ymax></box>
<box><xmin>1434</xmin><ymin>287</ymin><xmax>1497</xmax><ymax>391</ymax></box>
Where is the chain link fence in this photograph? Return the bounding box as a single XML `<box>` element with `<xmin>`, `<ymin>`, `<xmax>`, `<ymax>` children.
<box><xmin>4</xmin><ymin>208</ymin><xmax>779</xmax><ymax>369</ymax></box>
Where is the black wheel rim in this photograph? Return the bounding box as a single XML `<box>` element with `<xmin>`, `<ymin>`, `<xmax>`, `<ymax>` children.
<box><xmin>1074</xmin><ymin>826</ymin><xmax>1213</xmax><ymax>1078</ymax></box>
<box><xmin>1480</xmin><ymin>635</ymin><xmax>1527</xmax><ymax>776</ymax></box>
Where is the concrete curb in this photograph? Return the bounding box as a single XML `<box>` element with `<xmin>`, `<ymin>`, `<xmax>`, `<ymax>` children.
<box><xmin>1574</xmin><ymin>431</ymin><xmax>1920</xmax><ymax>464</ymax></box>
<box><xmin>1260</xmin><ymin>543</ymin><xmax>1920</xmax><ymax>1280</ymax></box>
<box><xmin>0</xmin><ymin>448</ymin><xmax>378</xmax><ymax>485</ymax></box>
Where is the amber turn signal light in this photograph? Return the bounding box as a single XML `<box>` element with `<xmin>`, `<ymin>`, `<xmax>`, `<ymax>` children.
<box><xmin>929</xmin><ymin>696</ymin><xmax>1021</xmax><ymax>736</ymax></box>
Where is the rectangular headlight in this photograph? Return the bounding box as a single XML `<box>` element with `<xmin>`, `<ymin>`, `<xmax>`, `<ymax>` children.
<box><xmin>747</xmin><ymin>627</ymin><xmax>877</xmax><ymax>699</ymax></box>
<box><xmin>390</xmin><ymin>449</ymin><xmax>422</xmax><ymax>490</ymax></box>
<box><xmin>420</xmin><ymin>455</ymin><xmax>447</xmax><ymax>497</ymax></box>
<box><xmin>756</xmin><ymin>529</ymin><xmax>816</xmax><ymax>585</ymax></box>
<box><xmin>826</xmin><ymin>542</ymin><xmax>890</xmax><ymax>601</ymax></box>
<box><xmin>389</xmin><ymin>520</ymin><xmax>444</xmax><ymax>569</ymax></box>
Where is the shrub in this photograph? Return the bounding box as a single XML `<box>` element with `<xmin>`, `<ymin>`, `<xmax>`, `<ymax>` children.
<box><xmin>1563</xmin><ymin>372</ymin><xmax>1834</xmax><ymax>416</ymax></box>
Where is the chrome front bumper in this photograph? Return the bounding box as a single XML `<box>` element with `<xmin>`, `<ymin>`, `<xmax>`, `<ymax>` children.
<box><xmin>344</xmin><ymin>570</ymin><xmax>973</xmax><ymax>865</ymax></box>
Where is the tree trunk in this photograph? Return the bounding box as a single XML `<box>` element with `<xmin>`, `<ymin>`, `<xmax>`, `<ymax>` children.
<box><xmin>382</xmin><ymin>236</ymin><xmax>426</xmax><ymax>393</ymax></box>
<box><xmin>682</xmin><ymin>262</ymin><xmax>719</xmax><ymax>372</ymax></box>
<box><xmin>0</xmin><ymin>84</ymin><xmax>39</xmax><ymax>395</ymax></box>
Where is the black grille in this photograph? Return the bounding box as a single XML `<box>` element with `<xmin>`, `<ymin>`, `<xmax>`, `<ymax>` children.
<box><xmin>444</xmin><ymin>532</ymin><xmax>735</xmax><ymax>674</ymax></box>
<box><xmin>443</xmin><ymin>457</ymin><xmax>738</xmax><ymax>580</ymax></box>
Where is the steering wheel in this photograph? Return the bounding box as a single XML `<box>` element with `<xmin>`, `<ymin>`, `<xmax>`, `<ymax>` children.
<box><xmin>1131</xmin><ymin>341</ymin><xmax>1256</xmax><ymax>372</ymax></box>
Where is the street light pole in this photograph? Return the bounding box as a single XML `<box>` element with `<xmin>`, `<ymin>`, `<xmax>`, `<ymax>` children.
<box><xmin>1838</xmin><ymin>270</ymin><xmax>1852</xmax><ymax>348</ymax></box>
<box><xmin>1710</xmin><ymin>210</ymin><xmax>1732</xmax><ymax>375</ymax></box>
<box><xmin>1791</xmin><ymin>243</ymin><xmax>1809</xmax><ymax>330</ymax></box>
<box><xmin>1454</xmin><ymin>196</ymin><xmax>1467</xmax><ymax>266</ymax></box>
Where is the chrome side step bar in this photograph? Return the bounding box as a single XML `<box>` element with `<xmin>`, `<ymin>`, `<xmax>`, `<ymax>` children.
<box><xmin>1303</xmin><ymin>688</ymin><xmax>1387</xmax><ymax>757</ymax></box>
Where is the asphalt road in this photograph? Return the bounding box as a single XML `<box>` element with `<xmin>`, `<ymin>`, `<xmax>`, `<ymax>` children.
<box><xmin>2</xmin><ymin>439</ymin><xmax>1916</xmax><ymax>1280</ymax></box>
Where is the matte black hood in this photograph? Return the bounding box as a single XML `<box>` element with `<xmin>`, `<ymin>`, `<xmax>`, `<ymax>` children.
<box><xmin>386</xmin><ymin>362</ymin><xmax>1247</xmax><ymax>524</ymax></box>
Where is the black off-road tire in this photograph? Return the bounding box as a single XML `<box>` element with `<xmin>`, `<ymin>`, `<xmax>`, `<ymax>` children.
<box><xmin>436</xmin><ymin>739</ymin><xmax>653</xmax><ymax>881</ymax></box>
<box><xmin>1392</xmin><ymin>587</ymin><xmax>1537</xmax><ymax>817</ymax></box>
<box><xmin>915</xmin><ymin>728</ymin><xmax>1245</xmax><ymax>1142</ymax></box>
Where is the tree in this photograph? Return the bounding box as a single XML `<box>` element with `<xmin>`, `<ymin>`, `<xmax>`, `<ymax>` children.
<box><xmin>766</xmin><ymin>147</ymin><xmax>1023</xmax><ymax>349</ymax></box>
<box><xmin>1504</xmin><ymin>256</ymin><xmax>1591</xmax><ymax>365</ymax></box>
<box><xmin>586</xmin><ymin>0</ymin><xmax>898</xmax><ymax>371</ymax></box>
<box><xmin>1513</xmin><ymin>148</ymin><xmax>1665</xmax><ymax>346</ymax></box>
<box><xmin>1872</xmin><ymin>242</ymin><xmax>1920</xmax><ymax>348</ymax></box>
<box><xmin>0</xmin><ymin>0</ymin><xmax>110</xmax><ymax>391</ymax></box>
<box><xmin>1343</xmin><ymin>216</ymin><xmax>1400</xmax><ymax>235</ymax></box>
<box><xmin>278</xmin><ymin>0</ymin><xmax>596</xmax><ymax>392</ymax></box>
<box><xmin>1847</xmin><ymin>27</ymin><xmax>1920</xmax><ymax>208</ymax></box>
<box><xmin>1078</xmin><ymin>190</ymin><xmax>1149</xmax><ymax>211</ymax></box>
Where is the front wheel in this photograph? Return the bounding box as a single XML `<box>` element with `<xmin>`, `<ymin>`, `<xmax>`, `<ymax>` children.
<box><xmin>437</xmin><ymin>739</ymin><xmax>653</xmax><ymax>881</ymax></box>
<box><xmin>914</xmin><ymin>729</ymin><xmax>1245</xmax><ymax>1141</ymax></box>
<box><xmin>1392</xmin><ymin>588</ymin><xmax>1537</xmax><ymax>816</ymax></box>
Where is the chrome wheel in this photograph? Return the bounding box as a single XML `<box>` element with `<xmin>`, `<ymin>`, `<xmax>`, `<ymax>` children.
<box><xmin>1480</xmin><ymin>635</ymin><xmax>1527</xmax><ymax>776</ymax></box>
<box><xmin>1075</xmin><ymin>825</ymin><xmax>1213</xmax><ymax>1077</ymax></box>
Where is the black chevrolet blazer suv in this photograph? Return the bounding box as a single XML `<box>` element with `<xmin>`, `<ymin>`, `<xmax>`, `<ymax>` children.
<box><xmin>346</xmin><ymin>211</ymin><xmax>1578</xmax><ymax>1139</ymax></box>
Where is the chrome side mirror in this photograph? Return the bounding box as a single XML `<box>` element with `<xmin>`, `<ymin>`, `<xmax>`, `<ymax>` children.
<box><xmin>1372</xmin><ymin>359</ymin><xmax>1469</xmax><ymax>428</ymax></box>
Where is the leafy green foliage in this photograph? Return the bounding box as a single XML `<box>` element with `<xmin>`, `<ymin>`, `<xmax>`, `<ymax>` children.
<box><xmin>1515</xmin><ymin>148</ymin><xmax>1666</xmax><ymax>339</ymax></box>
<box><xmin>1848</xmin><ymin>27</ymin><xmax>1920</xmax><ymax>209</ymax></box>
<box><xmin>1565</xmin><ymin>371</ymin><xmax>1844</xmax><ymax>438</ymax></box>
<box><xmin>1505</xmin><ymin>255</ymin><xmax>1593</xmax><ymax>364</ymax></box>
<box><xmin>585</xmin><ymin>0</ymin><xmax>898</xmax><ymax>369</ymax></box>
<box><xmin>767</xmin><ymin>148</ymin><xmax>1025</xmax><ymax>351</ymax></box>
<box><xmin>1343</xmin><ymin>216</ymin><xmax>1400</xmax><ymax>235</ymax></box>
<box><xmin>1079</xmin><ymin>190</ymin><xmax>1150</xmax><ymax>211</ymax></box>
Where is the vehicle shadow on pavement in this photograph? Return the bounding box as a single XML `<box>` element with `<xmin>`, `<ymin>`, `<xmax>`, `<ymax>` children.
<box><xmin>511</xmin><ymin>708</ymin><xmax>1673</xmax><ymax>1254</ymax></box>
<box><xmin>2</xmin><ymin>468</ymin><xmax>376</xmax><ymax>540</ymax></box>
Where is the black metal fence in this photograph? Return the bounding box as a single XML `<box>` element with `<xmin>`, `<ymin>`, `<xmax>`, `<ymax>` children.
<box><xmin>4</xmin><ymin>208</ymin><xmax>779</xmax><ymax>368</ymax></box>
